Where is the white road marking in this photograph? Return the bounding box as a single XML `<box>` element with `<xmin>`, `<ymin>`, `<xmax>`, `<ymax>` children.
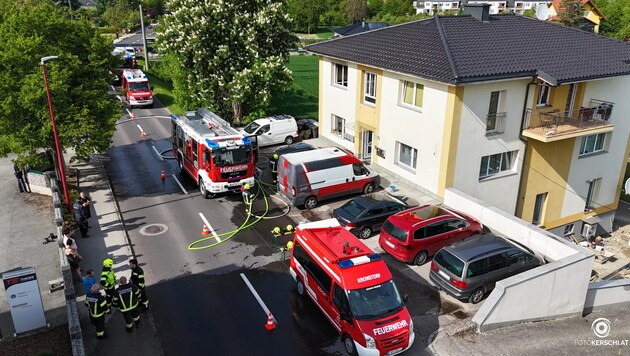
<box><xmin>126</xmin><ymin>108</ymin><xmax>134</xmax><ymax>118</ymax></box>
<box><xmin>172</xmin><ymin>174</ymin><xmax>187</xmax><ymax>195</ymax></box>
<box><xmin>110</xmin><ymin>85</ymin><xmax>115</xmax><ymax>91</ymax></box>
<box><xmin>136</xmin><ymin>124</ymin><xmax>145</xmax><ymax>135</ymax></box>
<box><xmin>240</xmin><ymin>273</ymin><xmax>276</xmax><ymax>324</ymax></box>
<box><xmin>117</xmin><ymin>95</ymin><xmax>123</xmax><ymax>102</ymax></box>
<box><xmin>198</xmin><ymin>212</ymin><xmax>220</xmax><ymax>243</ymax></box>
<box><xmin>152</xmin><ymin>145</ymin><xmax>163</xmax><ymax>161</ymax></box>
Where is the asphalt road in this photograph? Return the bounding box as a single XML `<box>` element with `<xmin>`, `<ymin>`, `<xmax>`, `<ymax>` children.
<box><xmin>114</xmin><ymin>26</ymin><xmax>155</xmax><ymax>48</ymax></box>
<box><xmin>103</xmin><ymin>96</ymin><xmax>444</xmax><ymax>355</ymax></box>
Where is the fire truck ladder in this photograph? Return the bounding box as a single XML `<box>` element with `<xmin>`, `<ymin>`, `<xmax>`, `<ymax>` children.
<box><xmin>198</xmin><ymin>108</ymin><xmax>240</xmax><ymax>137</ymax></box>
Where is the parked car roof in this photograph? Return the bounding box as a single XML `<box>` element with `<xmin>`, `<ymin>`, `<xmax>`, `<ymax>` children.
<box><xmin>272</xmin><ymin>142</ymin><xmax>316</xmax><ymax>158</ymax></box>
<box><xmin>388</xmin><ymin>205</ymin><xmax>457</xmax><ymax>230</ymax></box>
<box><xmin>443</xmin><ymin>233</ymin><xmax>518</xmax><ymax>261</ymax></box>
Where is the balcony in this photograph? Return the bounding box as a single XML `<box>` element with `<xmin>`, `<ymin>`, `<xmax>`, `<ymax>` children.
<box><xmin>522</xmin><ymin>100</ymin><xmax>614</xmax><ymax>143</ymax></box>
<box><xmin>486</xmin><ymin>112</ymin><xmax>506</xmax><ymax>135</ymax></box>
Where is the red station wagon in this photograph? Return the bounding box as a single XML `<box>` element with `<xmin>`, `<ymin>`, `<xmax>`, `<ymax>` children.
<box><xmin>378</xmin><ymin>205</ymin><xmax>483</xmax><ymax>265</ymax></box>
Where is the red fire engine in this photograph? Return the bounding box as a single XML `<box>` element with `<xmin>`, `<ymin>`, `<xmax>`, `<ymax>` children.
<box><xmin>290</xmin><ymin>219</ymin><xmax>415</xmax><ymax>356</ymax></box>
<box><xmin>171</xmin><ymin>108</ymin><xmax>255</xmax><ymax>198</ymax></box>
<box><xmin>121</xmin><ymin>69</ymin><xmax>154</xmax><ymax>108</ymax></box>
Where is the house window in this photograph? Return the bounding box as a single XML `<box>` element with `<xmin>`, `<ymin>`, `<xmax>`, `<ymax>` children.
<box><xmin>396</xmin><ymin>142</ymin><xmax>418</xmax><ymax>171</ymax></box>
<box><xmin>585</xmin><ymin>178</ymin><xmax>601</xmax><ymax>212</ymax></box>
<box><xmin>364</xmin><ymin>72</ymin><xmax>376</xmax><ymax>105</ymax></box>
<box><xmin>536</xmin><ymin>85</ymin><xmax>550</xmax><ymax>106</ymax></box>
<box><xmin>452</xmin><ymin>2</ymin><xmax>458</xmax><ymax>7</ymax></box>
<box><xmin>564</xmin><ymin>223</ymin><xmax>574</xmax><ymax>236</ymax></box>
<box><xmin>401</xmin><ymin>80</ymin><xmax>424</xmax><ymax>109</ymax></box>
<box><xmin>579</xmin><ymin>133</ymin><xmax>606</xmax><ymax>156</ymax></box>
<box><xmin>333</xmin><ymin>63</ymin><xmax>348</xmax><ymax>88</ymax></box>
<box><xmin>331</xmin><ymin>114</ymin><xmax>355</xmax><ymax>143</ymax></box>
<box><xmin>516</xmin><ymin>2</ymin><xmax>523</xmax><ymax>7</ymax></box>
<box><xmin>487</xmin><ymin>90</ymin><xmax>505</xmax><ymax>133</ymax></box>
<box><xmin>532</xmin><ymin>192</ymin><xmax>547</xmax><ymax>226</ymax></box>
<box><xmin>479</xmin><ymin>151</ymin><xmax>516</xmax><ymax>179</ymax></box>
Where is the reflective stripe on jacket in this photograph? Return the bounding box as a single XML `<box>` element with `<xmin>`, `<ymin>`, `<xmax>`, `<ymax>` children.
<box><xmin>113</xmin><ymin>284</ymin><xmax>140</xmax><ymax>312</ymax></box>
<box><xmin>85</xmin><ymin>293</ymin><xmax>109</xmax><ymax>318</ymax></box>
<box><xmin>131</xmin><ymin>266</ymin><xmax>146</xmax><ymax>289</ymax></box>
<box><xmin>100</xmin><ymin>268</ymin><xmax>115</xmax><ymax>290</ymax></box>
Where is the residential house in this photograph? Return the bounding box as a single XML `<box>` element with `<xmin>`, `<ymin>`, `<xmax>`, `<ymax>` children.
<box><xmin>511</xmin><ymin>0</ymin><xmax>550</xmax><ymax>14</ymax></box>
<box><xmin>306</xmin><ymin>4</ymin><xmax>630</xmax><ymax>240</ymax></box>
<box><xmin>464</xmin><ymin>0</ymin><xmax>508</xmax><ymax>14</ymax></box>
<box><xmin>79</xmin><ymin>0</ymin><xmax>97</xmax><ymax>10</ymax></box>
<box><xmin>333</xmin><ymin>22</ymin><xmax>388</xmax><ymax>37</ymax></box>
<box><xmin>548</xmin><ymin>0</ymin><xmax>606</xmax><ymax>33</ymax></box>
<box><xmin>413</xmin><ymin>0</ymin><xmax>461</xmax><ymax>15</ymax></box>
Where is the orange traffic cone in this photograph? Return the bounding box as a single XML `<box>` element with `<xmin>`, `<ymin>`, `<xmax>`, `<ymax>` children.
<box><xmin>141</xmin><ymin>130</ymin><xmax>147</xmax><ymax>137</ymax></box>
<box><xmin>265</xmin><ymin>313</ymin><xmax>276</xmax><ymax>331</ymax></box>
<box><xmin>201</xmin><ymin>225</ymin><xmax>210</xmax><ymax>235</ymax></box>
<box><xmin>160</xmin><ymin>169</ymin><xmax>166</xmax><ymax>183</ymax></box>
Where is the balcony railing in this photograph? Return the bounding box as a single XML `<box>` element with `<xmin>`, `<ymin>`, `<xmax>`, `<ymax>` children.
<box><xmin>523</xmin><ymin>99</ymin><xmax>614</xmax><ymax>134</ymax></box>
<box><xmin>486</xmin><ymin>112</ymin><xmax>507</xmax><ymax>135</ymax></box>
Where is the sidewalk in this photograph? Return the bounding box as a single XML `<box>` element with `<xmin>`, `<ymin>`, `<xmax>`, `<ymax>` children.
<box><xmin>69</xmin><ymin>154</ymin><xmax>162</xmax><ymax>355</ymax></box>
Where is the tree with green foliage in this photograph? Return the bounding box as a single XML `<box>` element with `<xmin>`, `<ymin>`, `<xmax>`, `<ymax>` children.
<box><xmin>287</xmin><ymin>0</ymin><xmax>328</xmax><ymax>32</ymax></box>
<box><xmin>558</xmin><ymin>0</ymin><xmax>584</xmax><ymax>27</ymax></box>
<box><xmin>320</xmin><ymin>0</ymin><xmax>349</xmax><ymax>26</ymax></box>
<box><xmin>0</xmin><ymin>0</ymin><xmax>120</xmax><ymax>164</ymax></box>
<box><xmin>158</xmin><ymin>0</ymin><xmax>298</xmax><ymax>124</ymax></box>
<box><xmin>346</xmin><ymin>0</ymin><xmax>368</xmax><ymax>23</ymax></box>
<box><xmin>595</xmin><ymin>0</ymin><xmax>630</xmax><ymax>40</ymax></box>
<box><xmin>522</xmin><ymin>5</ymin><xmax>537</xmax><ymax>18</ymax></box>
<box><xmin>382</xmin><ymin>0</ymin><xmax>415</xmax><ymax>16</ymax></box>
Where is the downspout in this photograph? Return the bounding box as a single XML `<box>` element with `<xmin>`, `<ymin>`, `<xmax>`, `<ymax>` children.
<box><xmin>514</xmin><ymin>76</ymin><xmax>538</xmax><ymax>216</ymax></box>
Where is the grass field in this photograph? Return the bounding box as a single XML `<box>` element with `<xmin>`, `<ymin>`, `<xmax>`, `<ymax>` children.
<box><xmin>143</xmin><ymin>69</ymin><xmax>185</xmax><ymax>114</ymax></box>
<box><xmin>268</xmin><ymin>55</ymin><xmax>319</xmax><ymax>120</ymax></box>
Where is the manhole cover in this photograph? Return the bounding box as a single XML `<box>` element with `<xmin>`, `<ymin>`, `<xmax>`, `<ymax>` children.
<box><xmin>139</xmin><ymin>223</ymin><xmax>169</xmax><ymax>236</ymax></box>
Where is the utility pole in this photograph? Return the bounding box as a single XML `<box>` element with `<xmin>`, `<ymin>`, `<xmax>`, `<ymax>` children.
<box><xmin>139</xmin><ymin>4</ymin><xmax>149</xmax><ymax>71</ymax></box>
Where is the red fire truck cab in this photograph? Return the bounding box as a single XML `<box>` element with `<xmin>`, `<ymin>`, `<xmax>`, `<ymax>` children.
<box><xmin>121</xmin><ymin>69</ymin><xmax>153</xmax><ymax>107</ymax></box>
<box><xmin>171</xmin><ymin>108</ymin><xmax>255</xmax><ymax>198</ymax></box>
<box><xmin>290</xmin><ymin>219</ymin><xmax>415</xmax><ymax>356</ymax></box>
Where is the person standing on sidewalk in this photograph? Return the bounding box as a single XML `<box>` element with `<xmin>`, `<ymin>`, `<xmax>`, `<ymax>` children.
<box><xmin>100</xmin><ymin>258</ymin><xmax>116</xmax><ymax>309</ymax></box>
<box><xmin>62</xmin><ymin>226</ymin><xmax>78</xmax><ymax>253</ymax></box>
<box><xmin>129</xmin><ymin>258</ymin><xmax>149</xmax><ymax>311</ymax></box>
<box><xmin>83</xmin><ymin>269</ymin><xmax>97</xmax><ymax>295</ymax></box>
<box><xmin>80</xmin><ymin>191</ymin><xmax>92</xmax><ymax>224</ymax></box>
<box><xmin>13</xmin><ymin>163</ymin><xmax>26</xmax><ymax>193</ymax></box>
<box><xmin>113</xmin><ymin>276</ymin><xmax>141</xmax><ymax>332</ymax></box>
<box><xmin>85</xmin><ymin>283</ymin><xmax>109</xmax><ymax>340</ymax></box>
<box><xmin>64</xmin><ymin>239</ymin><xmax>83</xmax><ymax>280</ymax></box>
<box><xmin>72</xmin><ymin>198</ymin><xmax>89</xmax><ymax>238</ymax></box>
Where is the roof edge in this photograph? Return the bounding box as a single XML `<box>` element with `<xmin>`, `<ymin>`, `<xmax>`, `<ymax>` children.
<box><xmin>435</xmin><ymin>16</ymin><xmax>459</xmax><ymax>79</ymax></box>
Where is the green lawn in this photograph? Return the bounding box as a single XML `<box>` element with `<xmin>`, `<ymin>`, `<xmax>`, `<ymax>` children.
<box><xmin>142</xmin><ymin>66</ymin><xmax>185</xmax><ymax>114</ymax></box>
<box><xmin>268</xmin><ymin>55</ymin><xmax>319</xmax><ymax>120</ymax></box>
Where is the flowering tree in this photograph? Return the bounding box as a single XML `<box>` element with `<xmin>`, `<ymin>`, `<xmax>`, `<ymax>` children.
<box><xmin>158</xmin><ymin>0</ymin><xmax>297</xmax><ymax>123</ymax></box>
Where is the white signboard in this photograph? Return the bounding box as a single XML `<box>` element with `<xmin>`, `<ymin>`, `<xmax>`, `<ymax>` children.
<box><xmin>2</xmin><ymin>267</ymin><xmax>47</xmax><ymax>334</ymax></box>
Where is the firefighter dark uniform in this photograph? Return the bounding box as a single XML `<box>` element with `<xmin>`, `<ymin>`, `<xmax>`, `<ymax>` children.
<box><xmin>271</xmin><ymin>154</ymin><xmax>278</xmax><ymax>184</ymax></box>
<box><xmin>113</xmin><ymin>277</ymin><xmax>141</xmax><ymax>332</ymax></box>
<box><xmin>85</xmin><ymin>285</ymin><xmax>109</xmax><ymax>339</ymax></box>
<box><xmin>130</xmin><ymin>260</ymin><xmax>149</xmax><ymax>310</ymax></box>
<box><xmin>100</xmin><ymin>258</ymin><xmax>116</xmax><ymax>309</ymax></box>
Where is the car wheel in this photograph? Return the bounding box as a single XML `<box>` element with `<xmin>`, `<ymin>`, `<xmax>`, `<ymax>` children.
<box><xmin>358</xmin><ymin>226</ymin><xmax>372</xmax><ymax>239</ymax></box>
<box><xmin>342</xmin><ymin>334</ymin><xmax>357</xmax><ymax>356</ymax></box>
<box><xmin>296</xmin><ymin>278</ymin><xmax>305</xmax><ymax>297</ymax></box>
<box><xmin>304</xmin><ymin>196</ymin><xmax>317</xmax><ymax>209</ymax></box>
<box><xmin>199</xmin><ymin>178</ymin><xmax>208</xmax><ymax>199</ymax></box>
<box><xmin>363</xmin><ymin>182</ymin><xmax>375</xmax><ymax>194</ymax></box>
<box><xmin>284</xmin><ymin>136</ymin><xmax>294</xmax><ymax>145</ymax></box>
<box><xmin>413</xmin><ymin>251</ymin><xmax>428</xmax><ymax>266</ymax></box>
<box><xmin>469</xmin><ymin>288</ymin><xmax>485</xmax><ymax>304</ymax></box>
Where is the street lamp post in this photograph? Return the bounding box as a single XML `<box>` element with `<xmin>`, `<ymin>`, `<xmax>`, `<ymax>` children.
<box><xmin>41</xmin><ymin>56</ymin><xmax>71</xmax><ymax>211</ymax></box>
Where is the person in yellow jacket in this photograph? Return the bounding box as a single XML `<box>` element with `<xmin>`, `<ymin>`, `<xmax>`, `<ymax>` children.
<box><xmin>100</xmin><ymin>258</ymin><xmax>116</xmax><ymax>309</ymax></box>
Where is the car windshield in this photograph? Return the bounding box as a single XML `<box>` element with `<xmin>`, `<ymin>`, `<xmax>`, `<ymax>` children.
<box><xmin>242</xmin><ymin>122</ymin><xmax>260</xmax><ymax>134</ymax></box>
<box><xmin>383</xmin><ymin>221</ymin><xmax>408</xmax><ymax>242</ymax></box>
<box><xmin>340</xmin><ymin>200</ymin><xmax>366</xmax><ymax>218</ymax></box>
<box><xmin>129</xmin><ymin>82</ymin><xmax>150</xmax><ymax>91</ymax></box>
<box><xmin>347</xmin><ymin>280</ymin><xmax>403</xmax><ymax>321</ymax></box>
<box><xmin>433</xmin><ymin>250</ymin><xmax>465</xmax><ymax>278</ymax></box>
<box><xmin>212</xmin><ymin>146</ymin><xmax>251</xmax><ymax>167</ymax></box>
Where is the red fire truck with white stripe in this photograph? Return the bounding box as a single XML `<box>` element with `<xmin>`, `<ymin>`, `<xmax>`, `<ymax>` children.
<box><xmin>290</xmin><ymin>219</ymin><xmax>415</xmax><ymax>356</ymax></box>
<box><xmin>171</xmin><ymin>108</ymin><xmax>255</xmax><ymax>198</ymax></box>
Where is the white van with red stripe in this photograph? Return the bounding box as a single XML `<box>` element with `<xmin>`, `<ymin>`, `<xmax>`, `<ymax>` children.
<box><xmin>277</xmin><ymin>147</ymin><xmax>380</xmax><ymax>209</ymax></box>
<box><xmin>290</xmin><ymin>219</ymin><xmax>415</xmax><ymax>356</ymax></box>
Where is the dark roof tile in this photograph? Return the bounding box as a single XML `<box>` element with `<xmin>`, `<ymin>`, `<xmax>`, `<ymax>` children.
<box><xmin>307</xmin><ymin>14</ymin><xmax>630</xmax><ymax>85</ymax></box>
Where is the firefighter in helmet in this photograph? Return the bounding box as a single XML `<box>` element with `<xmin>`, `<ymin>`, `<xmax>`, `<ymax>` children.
<box><xmin>100</xmin><ymin>258</ymin><xmax>116</xmax><ymax>309</ymax></box>
<box><xmin>271</xmin><ymin>153</ymin><xmax>279</xmax><ymax>184</ymax></box>
<box><xmin>241</xmin><ymin>183</ymin><xmax>254</xmax><ymax>213</ymax></box>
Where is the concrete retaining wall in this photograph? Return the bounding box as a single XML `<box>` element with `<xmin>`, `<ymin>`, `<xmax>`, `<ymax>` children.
<box><xmin>50</xmin><ymin>179</ymin><xmax>84</xmax><ymax>356</ymax></box>
<box><xmin>584</xmin><ymin>279</ymin><xmax>630</xmax><ymax>314</ymax></box>
<box><xmin>28</xmin><ymin>170</ymin><xmax>54</xmax><ymax>196</ymax></box>
<box><xmin>443</xmin><ymin>188</ymin><xmax>594</xmax><ymax>331</ymax></box>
